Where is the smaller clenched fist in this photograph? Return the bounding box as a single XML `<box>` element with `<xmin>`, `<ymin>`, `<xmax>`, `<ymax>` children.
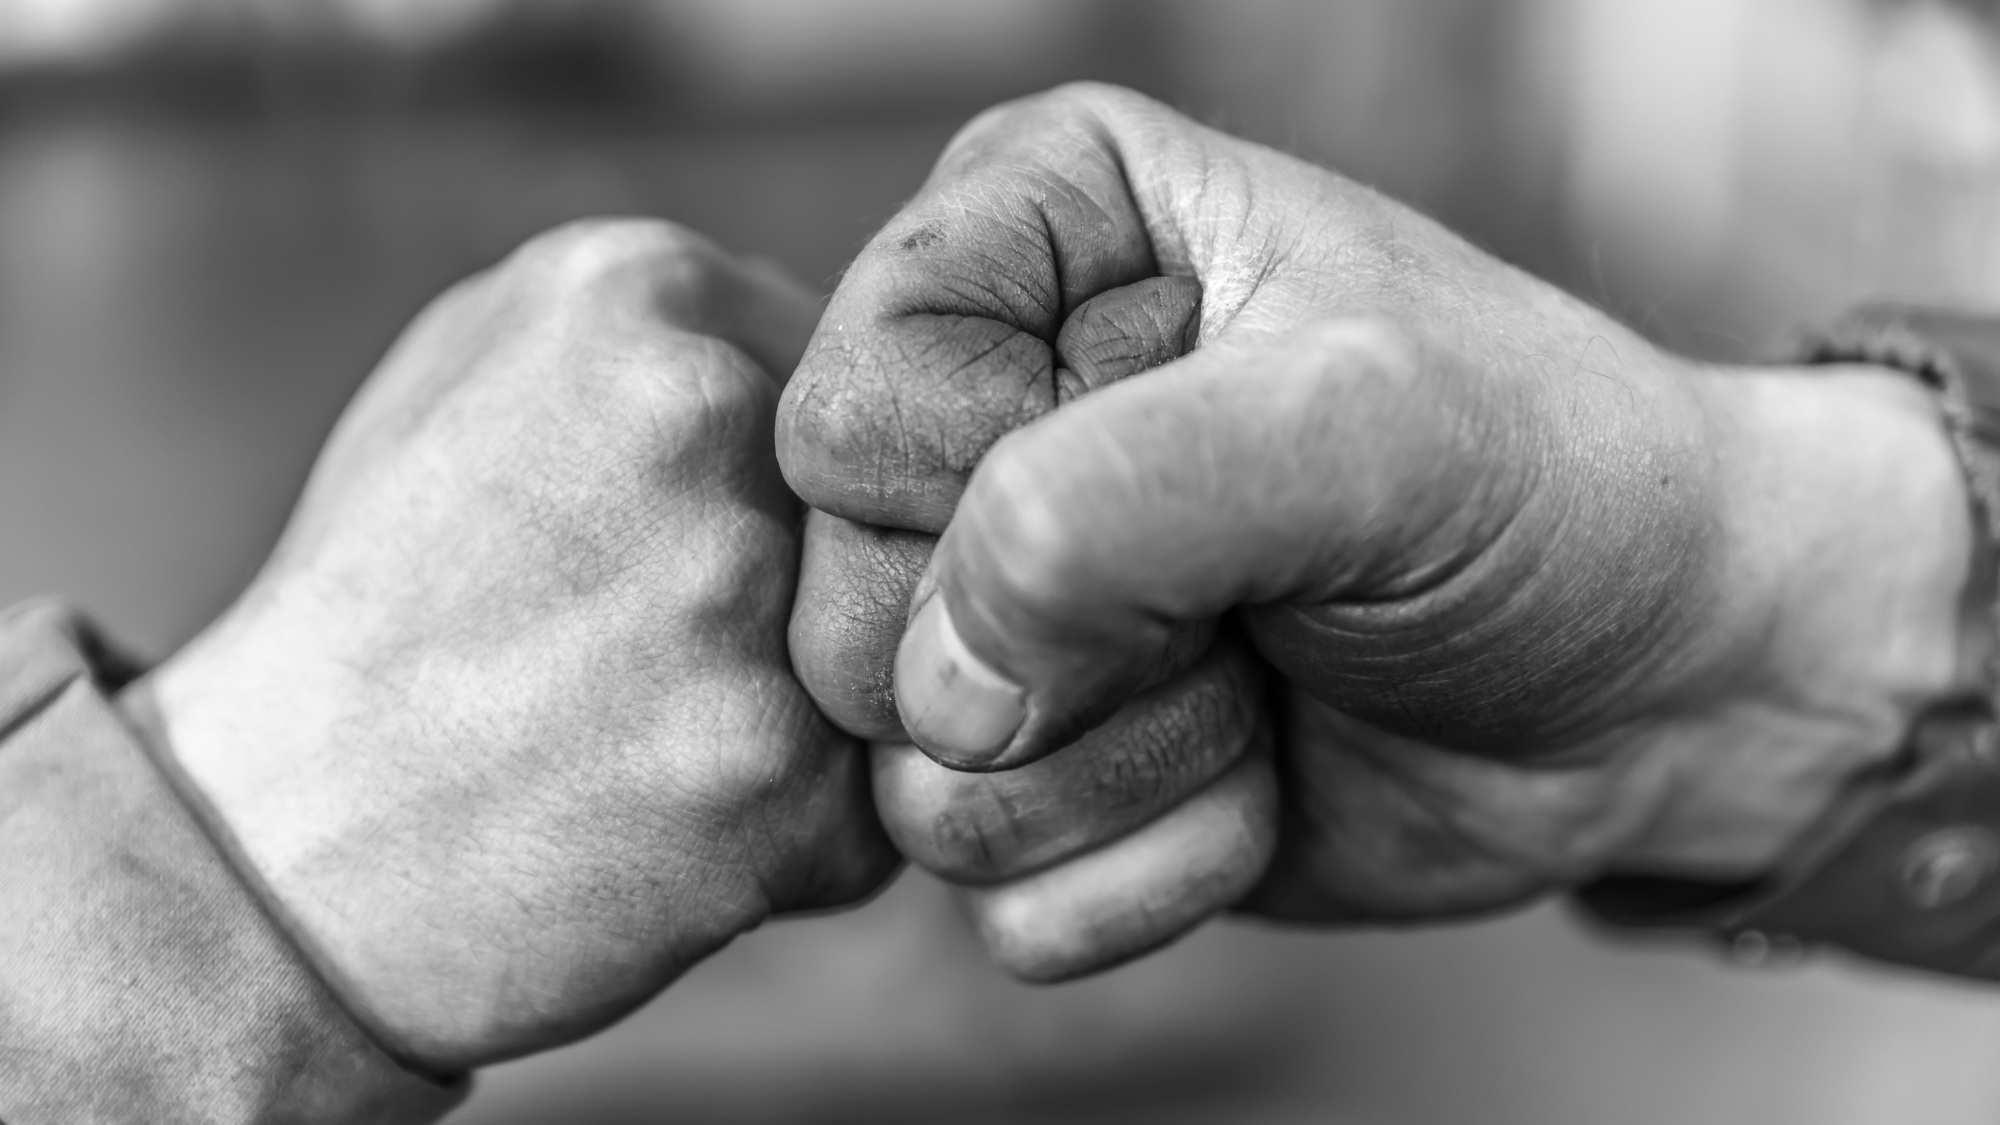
<box><xmin>134</xmin><ymin>219</ymin><xmax>898</xmax><ymax>1070</ymax></box>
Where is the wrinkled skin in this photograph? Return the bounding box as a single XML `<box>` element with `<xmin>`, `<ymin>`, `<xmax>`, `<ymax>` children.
<box><xmin>778</xmin><ymin>84</ymin><xmax>1983</xmax><ymax>979</ymax></box>
<box><xmin>132</xmin><ymin>219</ymin><xmax>898</xmax><ymax>1071</ymax></box>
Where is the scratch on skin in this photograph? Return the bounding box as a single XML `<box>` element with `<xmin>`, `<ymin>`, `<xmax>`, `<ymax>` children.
<box><xmin>899</xmin><ymin>223</ymin><xmax>947</xmax><ymax>252</ymax></box>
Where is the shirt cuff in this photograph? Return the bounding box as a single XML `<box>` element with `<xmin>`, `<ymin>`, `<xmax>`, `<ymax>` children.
<box><xmin>1579</xmin><ymin>305</ymin><xmax>2000</xmax><ymax>978</ymax></box>
<box><xmin>0</xmin><ymin>600</ymin><xmax>466</xmax><ymax>1125</ymax></box>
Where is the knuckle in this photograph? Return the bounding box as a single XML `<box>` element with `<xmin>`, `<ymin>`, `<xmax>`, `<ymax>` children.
<box><xmin>966</xmin><ymin>889</ymin><xmax>1056</xmax><ymax>976</ymax></box>
<box><xmin>776</xmin><ymin>377</ymin><xmax>897</xmax><ymax>519</ymax></box>
<box><xmin>1103</xmin><ymin>684</ymin><xmax>1232</xmax><ymax>799</ymax></box>
<box><xmin>925</xmin><ymin>792</ymin><xmax>1029</xmax><ymax>882</ymax></box>
<box><xmin>1081</xmin><ymin>653</ymin><xmax>1260</xmax><ymax>812</ymax></box>
<box><xmin>935</xmin><ymin>85</ymin><xmax>1089</xmax><ymax>171</ymax></box>
<box><xmin>639</xmin><ymin>335</ymin><xmax>774</xmax><ymax>441</ymax></box>
<box><xmin>962</xmin><ymin>882</ymin><xmax>1093</xmax><ymax>984</ymax></box>
<box><xmin>1323</xmin><ymin>315</ymin><xmax>1418</xmax><ymax>370</ymax></box>
<box><xmin>934</xmin><ymin>80</ymin><xmax>1140</xmax><ymax>189</ymax></box>
<box><xmin>874</xmin><ymin>752</ymin><xmax>1025</xmax><ymax>882</ymax></box>
<box><xmin>1096</xmin><ymin>696</ymin><xmax>1197</xmax><ymax>800</ymax></box>
<box><xmin>781</xmin><ymin>338</ymin><xmax>899</xmax><ymax>460</ymax></box>
<box><xmin>513</xmin><ymin>216</ymin><xmax>724</xmax><ymax>310</ymax></box>
<box><xmin>782</xmin><ymin>324</ymin><xmax>1044</xmax><ymax>528</ymax></box>
<box><xmin>1036</xmin><ymin>79</ymin><xmax>1147</xmax><ymax>121</ymax></box>
<box><xmin>560</xmin><ymin>330</ymin><xmax>775</xmax><ymax>492</ymax></box>
<box><xmin>788</xmin><ymin>605</ymin><xmax>906</xmax><ymax>741</ymax></box>
<box><xmin>788</xmin><ymin>630</ymin><xmax>899</xmax><ymax>740</ymax></box>
<box><xmin>793</xmin><ymin>518</ymin><xmax>934</xmax><ymax>739</ymax></box>
<box><xmin>1281</xmin><ymin>316</ymin><xmax>1424</xmax><ymax>403</ymax></box>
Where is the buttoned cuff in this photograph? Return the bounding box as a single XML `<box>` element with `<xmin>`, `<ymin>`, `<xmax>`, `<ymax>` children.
<box><xmin>1580</xmin><ymin>306</ymin><xmax>2000</xmax><ymax>979</ymax></box>
<box><xmin>0</xmin><ymin>600</ymin><xmax>465</xmax><ymax>1125</ymax></box>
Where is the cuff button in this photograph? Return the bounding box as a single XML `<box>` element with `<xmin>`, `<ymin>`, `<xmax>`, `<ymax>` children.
<box><xmin>1900</xmin><ymin>827</ymin><xmax>2000</xmax><ymax>911</ymax></box>
<box><xmin>1968</xmin><ymin>723</ymin><xmax>2000</xmax><ymax>768</ymax></box>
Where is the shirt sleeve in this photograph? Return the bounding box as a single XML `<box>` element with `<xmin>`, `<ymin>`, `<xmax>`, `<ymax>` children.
<box><xmin>0</xmin><ymin>600</ymin><xmax>466</xmax><ymax>1125</ymax></box>
<box><xmin>1579</xmin><ymin>306</ymin><xmax>2000</xmax><ymax>981</ymax></box>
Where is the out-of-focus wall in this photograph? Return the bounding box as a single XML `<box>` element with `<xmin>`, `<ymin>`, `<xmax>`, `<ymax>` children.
<box><xmin>1552</xmin><ymin>0</ymin><xmax>2000</xmax><ymax>353</ymax></box>
<box><xmin>1154</xmin><ymin>0</ymin><xmax>2000</xmax><ymax>356</ymax></box>
<box><xmin>7</xmin><ymin>3</ymin><xmax>2000</xmax><ymax>1123</ymax></box>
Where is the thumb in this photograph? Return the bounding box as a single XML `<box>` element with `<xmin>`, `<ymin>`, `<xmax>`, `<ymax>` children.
<box><xmin>894</xmin><ymin>318</ymin><xmax>1486</xmax><ymax>769</ymax></box>
<box><xmin>895</xmin><ymin>315</ymin><xmax>1724</xmax><ymax>770</ymax></box>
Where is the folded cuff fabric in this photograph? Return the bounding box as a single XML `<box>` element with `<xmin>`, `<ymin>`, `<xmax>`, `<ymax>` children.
<box><xmin>0</xmin><ymin>600</ymin><xmax>464</xmax><ymax>1125</ymax></box>
<box><xmin>1580</xmin><ymin>306</ymin><xmax>2000</xmax><ymax>982</ymax></box>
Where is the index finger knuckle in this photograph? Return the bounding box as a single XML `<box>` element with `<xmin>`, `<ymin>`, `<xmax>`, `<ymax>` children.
<box><xmin>511</xmin><ymin>217</ymin><xmax>728</xmax><ymax>320</ymax></box>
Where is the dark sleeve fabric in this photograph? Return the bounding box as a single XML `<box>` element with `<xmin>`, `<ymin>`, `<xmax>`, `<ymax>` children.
<box><xmin>1580</xmin><ymin>306</ymin><xmax>2000</xmax><ymax>981</ymax></box>
<box><xmin>0</xmin><ymin>600</ymin><xmax>465</xmax><ymax>1125</ymax></box>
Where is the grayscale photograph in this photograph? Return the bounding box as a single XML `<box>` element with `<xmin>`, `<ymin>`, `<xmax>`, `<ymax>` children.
<box><xmin>2</xmin><ymin>1</ymin><xmax>1999</xmax><ymax>1123</ymax></box>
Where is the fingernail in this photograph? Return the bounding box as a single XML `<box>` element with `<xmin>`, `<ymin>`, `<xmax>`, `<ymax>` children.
<box><xmin>895</xmin><ymin>595</ymin><xmax>1026</xmax><ymax>768</ymax></box>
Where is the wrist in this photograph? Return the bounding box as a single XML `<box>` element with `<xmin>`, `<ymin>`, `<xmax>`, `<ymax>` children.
<box><xmin>1620</xmin><ymin>362</ymin><xmax>1987</xmax><ymax>874</ymax></box>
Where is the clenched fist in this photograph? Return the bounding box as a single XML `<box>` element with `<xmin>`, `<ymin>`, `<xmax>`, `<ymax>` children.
<box><xmin>778</xmin><ymin>85</ymin><xmax>1983</xmax><ymax>978</ymax></box>
<box><xmin>129</xmin><ymin>219</ymin><xmax>897</xmax><ymax>1070</ymax></box>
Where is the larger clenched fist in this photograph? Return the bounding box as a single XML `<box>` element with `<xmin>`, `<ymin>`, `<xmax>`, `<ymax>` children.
<box><xmin>777</xmin><ymin>84</ymin><xmax>1980</xmax><ymax>977</ymax></box>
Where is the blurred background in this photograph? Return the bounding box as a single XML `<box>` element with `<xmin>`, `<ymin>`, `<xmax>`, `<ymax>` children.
<box><xmin>6</xmin><ymin>0</ymin><xmax>2000</xmax><ymax>1121</ymax></box>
